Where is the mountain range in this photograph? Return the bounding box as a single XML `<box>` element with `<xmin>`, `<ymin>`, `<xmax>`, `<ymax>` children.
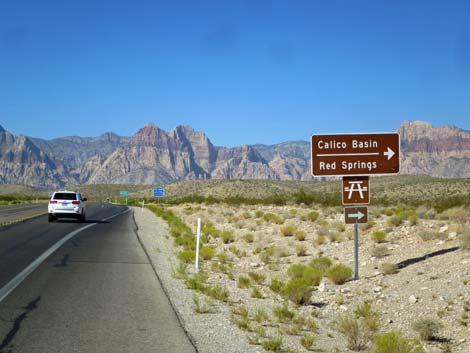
<box><xmin>0</xmin><ymin>120</ymin><xmax>469</xmax><ymax>189</ymax></box>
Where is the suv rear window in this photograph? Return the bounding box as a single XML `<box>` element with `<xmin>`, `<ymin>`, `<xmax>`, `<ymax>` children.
<box><xmin>53</xmin><ymin>193</ymin><xmax>77</xmax><ymax>200</ymax></box>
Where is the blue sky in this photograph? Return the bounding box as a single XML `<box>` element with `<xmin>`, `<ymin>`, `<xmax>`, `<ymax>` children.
<box><xmin>1</xmin><ymin>0</ymin><xmax>469</xmax><ymax>146</ymax></box>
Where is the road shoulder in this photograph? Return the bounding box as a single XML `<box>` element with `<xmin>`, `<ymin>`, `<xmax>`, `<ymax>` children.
<box><xmin>132</xmin><ymin>207</ymin><xmax>262</xmax><ymax>353</ymax></box>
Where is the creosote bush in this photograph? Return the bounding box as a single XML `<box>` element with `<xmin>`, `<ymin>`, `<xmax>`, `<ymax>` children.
<box><xmin>280</xmin><ymin>225</ymin><xmax>296</xmax><ymax>237</ymax></box>
<box><xmin>412</xmin><ymin>318</ymin><xmax>443</xmax><ymax>341</ymax></box>
<box><xmin>372</xmin><ymin>230</ymin><xmax>387</xmax><ymax>243</ymax></box>
<box><xmin>372</xmin><ymin>331</ymin><xmax>424</xmax><ymax>353</ymax></box>
<box><xmin>307</xmin><ymin>211</ymin><xmax>319</xmax><ymax>222</ymax></box>
<box><xmin>380</xmin><ymin>262</ymin><xmax>399</xmax><ymax>275</ymax></box>
<box><xmin>310</xmin><ymin>256</ymin><xmax>333</xmax><ymax>274</ymax></box>
<box><xmin>261</xmin><ymin>337</ymin><xmax>283</xmax><ymax>352</ymax></box>
<box><xmin>238</xmin><ymin>276</ymin><xmax>251</xmax><ymax>289</ymax></box>
<box><xmin>283</xmin><ymin>278</ymin><xmax>312</xmax><ymax>305</ymax></box>
<box><xmin>269</xmin><ymin>278</ymin><xmax>284</xmax><ymax>294</ymax></box>
<box><xmin>327</xmin><ymin>263</ymin><xmax>353</xmax><ymax>285</ymax></box>
<box><xmin>273</xmin><ymin>304</ymin><xmax>295</xmax><ymax>323</ymax></box>
<box><xmin>178</xmin><ymin>249</ymin><xmax>196</xmax><ymax>263</ymax></box>
<box><xmin>199</xmin><ymin>246</ymin><xmax>215</xmax><ymax>260</ymax></box>
<box><xmin>300</xmin><ymin>334</ymin><xmax>315</xmax><ymax>350</ymax></box>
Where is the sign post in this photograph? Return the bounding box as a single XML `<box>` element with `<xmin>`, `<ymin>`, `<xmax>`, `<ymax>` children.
<box><xmin>311</xmin><ymin>132</ymin><xmax>400</xmax><ymax>281</ymax></box>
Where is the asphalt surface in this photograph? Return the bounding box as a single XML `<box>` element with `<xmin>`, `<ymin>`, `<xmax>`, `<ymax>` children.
<box><xmin>0</xmin><ymin>204</ymin><xmax>47</xmax><ymax>225</ymax></box>
<box><xmin>0</xmin><ymin>204</ymin><xmax>196</xmax><ymax>353</ymax></box>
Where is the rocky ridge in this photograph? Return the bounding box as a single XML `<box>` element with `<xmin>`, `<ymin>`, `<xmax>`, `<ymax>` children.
<box><xmin>0</xmin><ymin>120</ymin><xmax>469</xmax><ymax>188</ymax></box>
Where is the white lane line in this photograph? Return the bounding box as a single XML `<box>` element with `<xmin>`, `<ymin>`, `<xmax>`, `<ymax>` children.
<box><xmin>0</xmin><ymin>208</ymin><xmax>131</xmax><ymax>304</ymax></box>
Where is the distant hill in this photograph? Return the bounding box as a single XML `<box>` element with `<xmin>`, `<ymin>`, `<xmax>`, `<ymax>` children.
<box><xmin>0</xmin><ymin>120</ymin><xmax>469</xmax><ymax>188</ymax></box>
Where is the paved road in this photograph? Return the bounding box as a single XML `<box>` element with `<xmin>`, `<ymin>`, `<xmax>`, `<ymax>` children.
<box><xmin>0</xmin><ymin>203</ymin><xmax>47</xmax><ymax>224</ymax></box>
<box><xmin>0</xmin><ymin>204</ymin><xmax>196</xmax><ymax>353</ymax></box>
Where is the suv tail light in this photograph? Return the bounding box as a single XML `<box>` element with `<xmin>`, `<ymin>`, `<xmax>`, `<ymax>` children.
<box><xmin>50</xmin><ymin>200</ymin><xmax>57</xmax><ymax>204</ymax></box>
<box><xmin>72</xmin><ymin>201</ymin><xmax>81</xmax><ymax>205</ymax></box>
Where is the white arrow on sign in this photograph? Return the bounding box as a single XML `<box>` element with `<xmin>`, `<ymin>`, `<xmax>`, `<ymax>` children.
<box><xmin>383</xmin><ymin>147</ymin><xmax>395</xmax><ymax>160</ymax></box>
<box><xmin>348</xmin><ymin>211</ymin><xmax>365</xmax><ymax>220</ymax></box>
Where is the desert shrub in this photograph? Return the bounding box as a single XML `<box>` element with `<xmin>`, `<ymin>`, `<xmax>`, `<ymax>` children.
<box><xmin>269</xmin><ymin>278</ymin><xmax>284</xmax><ymax>294</ymax></box>
<box><xmin>371</xmin><ymin>245</ymin><xmax>390</xmax><ymax>258</ymax></box>
<box><xmin>251</xmin><ymin>287</ymin><xmax>263</xmax><ymax>299</ymax></box>
<box><xmin>372</xmin><ymin>230</ymin><xmax>387</xmax><ymax>243</ymax></box>
<box><xmin>199</xmin><ymin>246</ymin><xmax>215</xmax><ymax>260</ymax></box>
<box><xmin>260</xmin><ymin>246</ymin><xmax>275</xmax><ymax>264</ymax></box>
<box><xmin>273</xmin><ymin>304</ymin><xmax>295</xmax><ymax>323</ymax></box>
<box><xmin>243</xmin><ymin>233</ymin><xmax>254</xmax><ymax>243</ymax></box>
<box><xmin>261</xmin><ymin>337</ymin><xmax>283</xmax><ymax>352</ymax></box>
<box><xmin>178</xmin><ymin>249</ymin><xmax>196</xmax><ymax>263</ymax></box>
<box><xmin>332</xmin><ymin>220</ymin><xmax>346</xmax><ymax>232</ymax></box>
<box><xmin>202</xmin><ymin>220</ymin><xmax>219</xmax><ymax>237</ymax></box>
<box><xmin>241</xmin><ymin>211</ymin><xmax>252</xmax><ymax>219</ymax></box>
<box><xmin>255</xmin><ymin>309</ymin><xmax>269</xmax><ymax>323</ymax></box>
<box><xmin>238</xmin><ymin>276</ymin><xmax>251</xmax><ymax>289</ymax></box>
<box><xmin>307</xmin><ymin>211</ymin><xmax>319</xmax><ymax>222</ymax></box>
<box><xmin>310</xmin><ymin>256</ymin><xmax>333</xmax><ymax>274</ymax></box>
<box><xmin>255</xmin><ymin>210</ymin><xmax>264</xmax><ymax>218</ymax></box>
<box><xmin>295</xmin><ymin>230</ymin><xmax>306</xmax><ymax>241</ymax></box>
<box><xmin>334</xmin><ymin>301</ymin><xmax>381</xmax><ymax>351</ymax></box>
<box><xmin>231</xmin><ymin>314</ymin><xmax>251</xmax><ymax>331</ymax></box>
<box><xmin>388</xmin><ymin>214</ymin><xmax>406</xmax><ymax>227</ymax></box>
<box><xmin>248</xmin><ymin>271</ymin><xmax>266</xmax><ymax>284</ymax></box>
<box><xmin>372</xmin><ymin>331</ymin><xmax>424</xmax><ymax>353</ymax></box>
<box><xmin>302</xmin><ymin>266</ymin><xmax>322</xmax><ymax>286</ymax></box>
<box><xmin>408</xmin><ymin>214</ymin><xmax>418</xmax><ymax>226</ymax></box>
<box><xmin>193</xmin><ymin>295</ymin><xmax>217</xmax><ymax>314</ymax></box>
<box><xmin>314</xmin><ymin>234</ymin><xmax>326</xmax><ymax>245</ymax></box>
<box><xmin>287</xmin><ymin>263</ymin><xmax>308</xmax><ymax>279</ymax></box>
<box><xmin>283</xmin><ymin>278</ymin><xmax>312</xmax><ymax>305</ymax></box>
<box><xmin>221</xmin><ymin>229</ymin><xmax>235</xmax><ymax>244</ymax></box>
<box><xmin>334</xmin><ymin>313</ymin><xmax>368</xmax><ymax>351</ymax></box>
<box><xmin>205</xmin><ymin>284</ymin><xmax>230</xmax><ymax>302</ymax></box>
<box><xmin>327</xmin><ymin>264</ymin><xmax>353</xmax><ymax>285</ymax></box>
<box><xmin>300</xmin><ymin>334</ymin><xmax>315</xmax><ymax>350</ymax></box>
<box><xmin>354</xmin><ymin>301</ymin><xmax>381</xmax><ymax>333</ymax></box>
<box><xmin>185</xmin><ymin>272</ymin><xmax>208</xmax><ymax>291</ymax></box>
<box><xmin>296</xmin><ymin>244</ymin><xmax>308</xmax><ymax>257</ymax></box>
<box><xmin>460</xmin><ymin>229</ymin><xmax>470</xmax><ymax>250</ymax></box>
<box><xmin>264</xmin><ymin>212</ymin><xmax>284</xmax><ymax>224</ymax></box>
<box><xmin>418</xmin><ymin>230</ymin><xmax>444</xmax><ymax>241</ymax></box>
<box><xmin>380</xmin><ymin>262</ymin><xmax>399</xmax><ymax>275</ymax></box>
<box><xmin>412</xmin><ymin>318</ymin><xmax>443</xmax><ymax>341</ymax></box>
<box><xmin>281</xmin><ymin>225</ymin><xmax>296</xmax><ymax>237</ymax></box>
<box><xmin>444</xmin><ymin>207</ymin><xmax>469</xmax><ymax>223</ymax></box>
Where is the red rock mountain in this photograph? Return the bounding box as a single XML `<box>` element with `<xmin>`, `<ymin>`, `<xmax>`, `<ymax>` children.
<box><xmin>0</xmin><ymin>120</ymin><xmax>468</xmax><ymax>188</ymax></box>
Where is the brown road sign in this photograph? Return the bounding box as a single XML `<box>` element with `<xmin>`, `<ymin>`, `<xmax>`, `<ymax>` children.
<box><xmin>344</xmin><ymin>206</ymin><xmax>368</xmax><ymax>224</ymax></box>
<box><xmin>342</xmin><ymin>176</ymin><xmax>369</xmax><ymax>205</ymax></box>
<box><xmin>311</xmin><ymin>132</ymin><xmax>400</xmax><ymax>176</ymax></box>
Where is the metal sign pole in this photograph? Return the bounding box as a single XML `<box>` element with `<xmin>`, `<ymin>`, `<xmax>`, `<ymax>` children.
<box><xmin>354</xmin><ymin>223</ymin><xmax>359</xmax><ymax>280</ymax></box>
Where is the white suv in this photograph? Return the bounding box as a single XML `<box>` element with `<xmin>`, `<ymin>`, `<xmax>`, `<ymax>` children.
<box><xmin>48</xmin><ymin>191</ymin><xmax>87</xmax><ymax>222</ymax></box>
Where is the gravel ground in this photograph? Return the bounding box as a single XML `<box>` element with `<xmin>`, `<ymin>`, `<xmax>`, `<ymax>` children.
<box><xmin>133</xmin><ymin>207</ymin><xmax>263</xmax><ymax>353</ymax></box>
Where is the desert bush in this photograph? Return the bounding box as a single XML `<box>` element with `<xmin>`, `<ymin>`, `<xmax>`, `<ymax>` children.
<box><xmin>221</xmin><ymin>229</ymin><xmax>235</xmax><ymax>244</ymax></box>
<box><xmin>273</xmin><ymin>304</ymin><xmax>295</xmax><ymax>323</ymax></box>
<box><xmin>231</xmin><ymin>314</ymin><xmax>251</xmax><ymax>331</ymax></box>
<box><xmin>302</xmin><ymin>266</ymin><xmax>322</xmax><ymax>286</ymax></box>
<box><xmin>287</xmin><ymin>263</ymin><xmax>308</xmax><ymax>279</ymax></box>
<box><xmin>263</xmin><ymin>212</ymin><xmax>285</xmax><ymax>224</ymax></box>
<box><xmin>261</xmin><ymin>337</ymin><xmax>283</xmax><ymax>352</ymax></box>
<box><xmin>418</xmin><ymin>230</ymin><xmax>444</xmax><ymax>241</ymax></box>
<box><xmin>295</xmin><ymin>230</ymin><xmax>306</xmax><ymax>241</ymax></box>
<box><xmin>199</xmin><ymin>246</ymin><xmax>215</xmax><ymax>260</ymax></box>
<box><xmin>260</xmin><ymin>246</ymin><xmax>275</xmax><ymax>264</ymax></box>
<box><xmin>444</xmin><ymin>207</ymin><xmax>469</xmax><ymax>223</ymax></box>
<box><xmin>238</xmin><ymin>276</ymin><xmax>251</xmax><ymax>289</ymax></box>
<box><xmin>412</xmin><ymin>318</ymin><xmax>443</xmax><ymax>341</ymax></box>
<box><xmin>185</xmin><ymin>272</ymin><xmax>208</xmax><ymax>291</ymax></box>
<box><xmin>372</xmin><ymin>230</ymin><xmax>387</xmax><ymax>243</ymax></box>
<box><xmin>255</xmin><ymin>210</ymin><xmax>264</xmax><ymax>218</ymax></box>
<box><xmin>193</xmin><ymin>295</ymin><xmax>217</xmax><ymax>314</ymax></box>
<box><xmin>283</xmin><ymin>278</ymin><xmax>313</xmax><ymax>305</ymax></box>
<box><xmin>371</xmin><ymin>245</ymin><xmax>390</xmax><ymax>258</ymax></box>
<box><xmin>205</xmin><ymin>284</ymin><xmax>230</xmax><ymax>302</ymax></box>
<box><xmin>248</xmin><ymin>271</ymin><xmax>266</xmax><ymax>284</ymax></box>
<box><xmin>334</xmin><ymin>301</ymin><xmax>381</xmax><ymax>351</ymax></box>
<box><xmin>178</xmin><ymin>249</ymin><xmax>196</xmax><ymax>263</ymax></box>
<box><xmin>300</xmin><ymin>334</ymin><xmax>315</xmax><ymax>350</ymax></box>
<box><xmin>380</xmin><ymin>262</ymin><xmax>399</xmax><ymax>275</ymax></box>
<box><xmin>460</xmin><ymin>229</ymin><xmax>470</xmax><ymax>250</ymax></box>
<box><xmin>202</xmin><ymin>220</ymin><xmax>219</xmax><ymax>237</ymax></box>
<box><xmin>387</xmin><ymin>213</ymin><xmax>406</xmax><ymax>227</ymax></box>
<box><xmin>372</xmin><ymin>331</ymin><xmax>424</xmax><ymax>353</ymax></box>
<box><xmin>243</xmin><ymin>233</ymin><xmax>254</xmax><ymax>243</ymax></box>
<box><xmin>296</xmin><ymin>244</ymin><xmax>308</xmax><ymax>256</ymax></box>
<box><xmin>281</xmin><ymin>225</ymin><xmax>296</xmax><ymax>237</ymax></box>
<box><xmin>310</xmin><ymin>256</ymin><xmax>333</xmax><ymax>274</ymax></box>
<box><xmin>334</xmin><ymin>313</ymin><xmax>368</xmax><ymax>351</ymax></box>
<box><xmin>332</xmin><ymin>220</ymin><xmax>346</xmax><ymax>232</ymax></box>
<box><xmin>251</xmin><ymin>287</ymin><xmax>264</xmax><ymax>299</ymax></box>
<box><xmin>255</xmin><ymin>309</ymin><xmax>269</xmax><ymax>323</ymax></box>
<box><xmin>314</xmin><ymin>234</ymin><xmax>326</xmax><ymax>245</ymax></box>
<box><xmin>241</xmin><ymin>211</ymin><xmax>252</xmax><ymax>219</ymax></box>
<box><xmin>327</xmin><ymin>264</ymin><xmax>353</xmax><ymax>285</ymax></box>
<box><xmin>307</xmin><ymin>211</ymin><xmax>319</xmax><ymax>222</ymax></box>
<box><xmin>269</xmin><ymin>278</ymin><xmax>284</xmax><ymax>294</ymax></box>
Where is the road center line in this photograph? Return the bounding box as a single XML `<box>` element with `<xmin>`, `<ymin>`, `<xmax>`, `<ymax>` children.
<box><xmin>0</xmin><ymin>208</ymin><xmax>130</xmax><ymax>304</ymax></box>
